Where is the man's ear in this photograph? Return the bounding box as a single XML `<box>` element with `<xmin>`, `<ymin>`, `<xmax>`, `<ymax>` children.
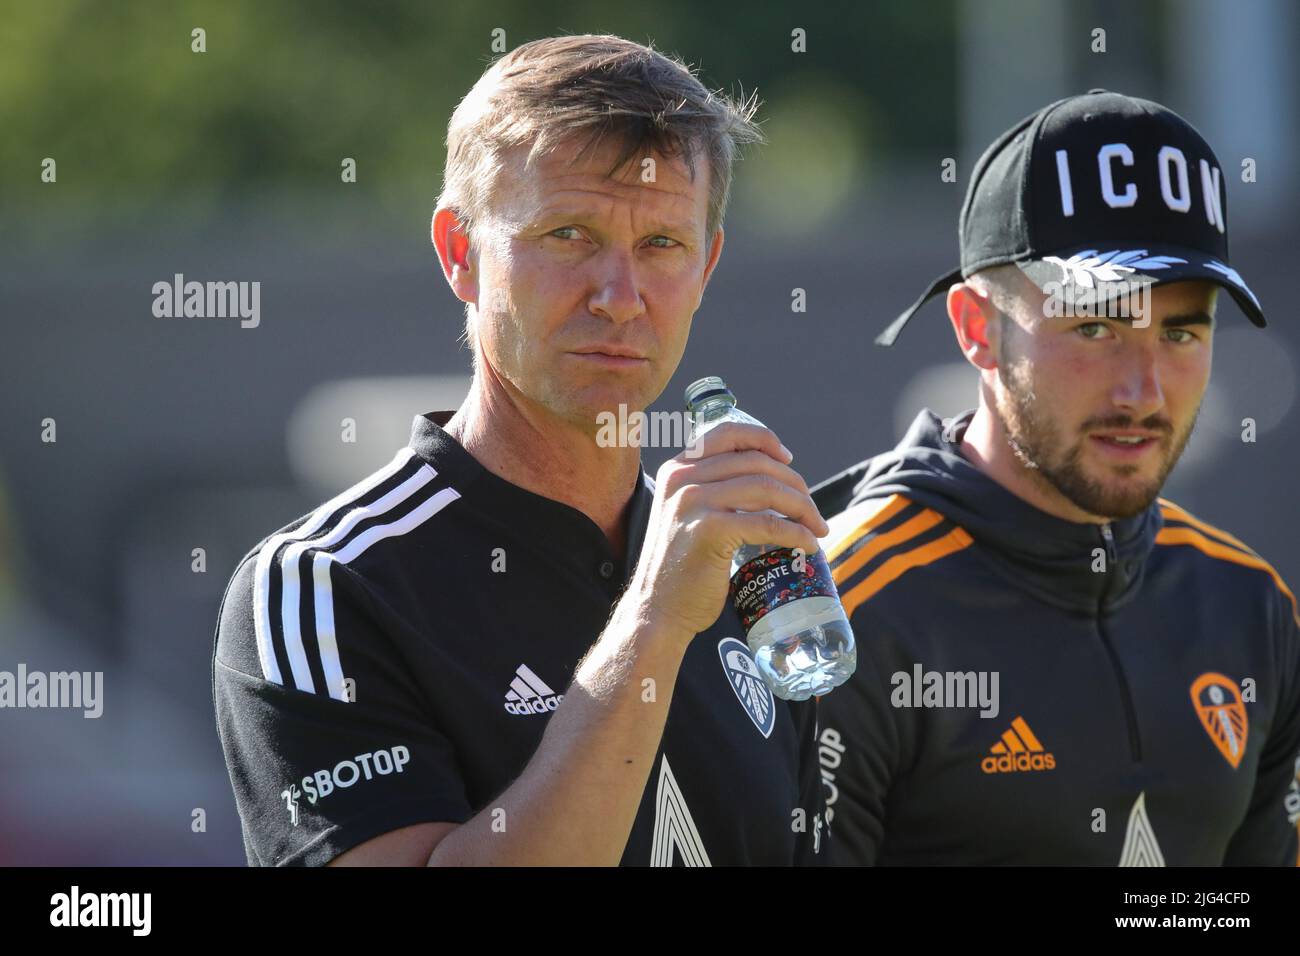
<box><xmin>947</xmin><ymin>281</ymin><xmax>999</xmax><ymax>371</ymax></box>
<box><xmin>432</xmin><ymin>207</ymin><xmax>478</xmax><ymax>307</ymax></box>
<box><xmin>700</xmin><ymin>227</ymin><xmax>725</xmax><ymax>294</ymax></box>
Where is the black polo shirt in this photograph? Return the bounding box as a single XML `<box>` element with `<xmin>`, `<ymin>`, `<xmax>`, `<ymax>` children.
<box><xmin>213</xmin><ymin>410</ymin><xmax>827</xmax><ymax>865</ymax></box>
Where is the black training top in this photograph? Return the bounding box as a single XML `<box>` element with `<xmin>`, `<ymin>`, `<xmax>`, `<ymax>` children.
<box><xmin>213</xmin><ymin>411</ymin><xmax>827</xmax><ymax>866</ymax></box>
<box><xmin>811</xmin><ymin>408</ymin><xmax>1300</xmax><ymax>865</ymax></box>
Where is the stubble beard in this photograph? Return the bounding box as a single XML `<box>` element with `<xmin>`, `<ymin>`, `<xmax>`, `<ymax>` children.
<box><xmin>994</xmin><ymin>354</ymin><xmax>1199</xmax><ymax>520</ymax></box>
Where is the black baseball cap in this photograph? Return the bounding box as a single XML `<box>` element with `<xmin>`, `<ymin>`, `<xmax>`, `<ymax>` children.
<box><xmin>876</xmin><ymin>89</ymin><xmax>1266</xmax><ymax>347</ymax></box>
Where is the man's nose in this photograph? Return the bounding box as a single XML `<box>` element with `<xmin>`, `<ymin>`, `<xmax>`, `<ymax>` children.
<box><xmin>587</xmin><ymin>250</ymin><xmax>646</xmax><ymax>324</ymax></box>
<box><xmin>1110</xmin><ymin>341</ymin><xmax>1165</xmax><ymax>419</ymax></box>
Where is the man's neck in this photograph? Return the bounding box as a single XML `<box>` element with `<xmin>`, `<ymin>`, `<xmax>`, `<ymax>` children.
<box><xmin>958</xmin><ymin>404</ymin><xmax>1108</xmax><ymax>526</ymax></box>
<box><xmin>444</xmin><ymin>372</ymin><xmax>641</xmax><ymax>556</ymax></box>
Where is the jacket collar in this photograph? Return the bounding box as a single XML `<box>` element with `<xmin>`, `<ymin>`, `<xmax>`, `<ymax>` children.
<box><xmin>824</xmin><ymin>408</ymin><xmax>1164</xmax><ymax>615</ymax></box>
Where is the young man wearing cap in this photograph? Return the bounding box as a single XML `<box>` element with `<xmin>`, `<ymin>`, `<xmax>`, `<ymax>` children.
<box><xmin>212</xmin><ymin>35</ymin><xmax>830</xmax><ymax>866</ymax></box>
<box><xmin>814</xmin><ymin>90</ymin><xmax>1299</xmax><ymax>865</ymax></box>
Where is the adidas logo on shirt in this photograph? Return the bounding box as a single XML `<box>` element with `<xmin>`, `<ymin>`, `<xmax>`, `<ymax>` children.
<box><xmin>981</xmin><ymin>716</ymin><xmax>1057</xmax><ymax>773</ymax></box>
<box><xmin>503</xmin><ymin>663</ymin><xmax>564</xmax><ymax>716</ymax></box>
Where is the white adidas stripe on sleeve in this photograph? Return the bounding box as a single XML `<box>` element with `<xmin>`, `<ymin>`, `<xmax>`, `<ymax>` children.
<box><xmin>310</xmin><ymin>486</ymin><xmax>460</xmax><ymax>700</ymax></box>
<box><xmin>278</xmin><ymin>464</ymin><xmax>441</xmax><ymax>693</ymax></box>
<box><xmin>252</xmin><ymin>448</ymin><xmax>417</xmax><ymax>686</ymax></box>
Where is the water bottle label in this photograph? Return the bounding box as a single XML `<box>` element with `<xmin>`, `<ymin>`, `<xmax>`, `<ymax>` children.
<box><xmin>729</xmin><ymin>548</ymin><xmax>838</xmax><ymax>633</ymax></box>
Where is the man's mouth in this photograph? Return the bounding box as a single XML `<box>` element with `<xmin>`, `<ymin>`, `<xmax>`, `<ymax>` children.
<box><xmin>567</xmin><ymin>346</ymin><xmax>650</xmax><ymax>367</ymax></box>
<box><xmin>1088</xmin><ymin>430</ymin><xmax>1163</xmax><ymax>457</ymax></box>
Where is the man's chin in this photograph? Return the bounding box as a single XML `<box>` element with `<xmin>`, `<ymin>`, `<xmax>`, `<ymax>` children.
<box><xmin>1058</xmin><ymin>464</ymin><xmax>1166</xmax><ymax>520</ymax></box>
<box><xmin>553</xmin><ymin>388</ymin><xmax>659</xmax><ymax>439</ymax></box>
<box><xmin>1082</xmin><ymin>485</ymin><xmax>1163</xmax><ymax>520</ymax></box>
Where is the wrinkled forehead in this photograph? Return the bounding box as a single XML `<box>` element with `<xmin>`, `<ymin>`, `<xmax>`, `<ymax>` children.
<box><xmin>487</xmin><ymin>133</ymin><xmax>708</xmax><ymax>229</ymax></box>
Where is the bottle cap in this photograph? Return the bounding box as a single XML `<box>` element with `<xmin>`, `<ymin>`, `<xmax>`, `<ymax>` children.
<box><xmin>684</xmin><ymin>375</ymin><xmax>734</xmax><ymax>410</ymax></box>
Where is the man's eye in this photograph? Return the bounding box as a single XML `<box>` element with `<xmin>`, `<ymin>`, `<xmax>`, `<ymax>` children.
<box><xmin>1076</xmin><ymin>322</ymin><xmax>1109</xmax><ymax>339</ymax></box>
<box><xmin>646</xmin><ymin>235</ymin><xmax>679</xmax><ymax>249</ymax></box>
<box><xmin>549</xmin><ymin>227</ymin><xmax>582</xmax><ymax>240</ymax></box>
<box><xmin>1165</xmin><ymin>328</ymin><xmax>1195</xmax><ymax>344</ymax></box>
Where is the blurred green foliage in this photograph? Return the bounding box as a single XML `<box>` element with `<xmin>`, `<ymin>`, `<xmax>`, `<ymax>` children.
<box><xmin>0</xmin><ymin>0</ymin><xmax>956</xmax><ymax>229</ymax></box>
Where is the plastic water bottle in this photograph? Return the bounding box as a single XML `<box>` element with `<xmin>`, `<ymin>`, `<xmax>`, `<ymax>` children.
<box><xmin>684</xmin><ymin>376</ymin><xmax>857</xmax><ymax>700</ymax></box>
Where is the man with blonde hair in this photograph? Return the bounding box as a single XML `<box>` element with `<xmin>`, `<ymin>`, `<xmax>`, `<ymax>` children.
<box><xmin>214</xmin><ymin>35</ymin><xmax>831</xmax><ymax>866</ymax></box>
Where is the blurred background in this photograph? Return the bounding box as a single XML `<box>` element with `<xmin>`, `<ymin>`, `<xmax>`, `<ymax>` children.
<box><xmin>1</xmin><ymin>0</ymin><xmax>1296</xmax><ymax>864</ymax></box>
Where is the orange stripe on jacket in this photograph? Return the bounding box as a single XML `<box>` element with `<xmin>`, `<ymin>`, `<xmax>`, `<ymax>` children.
<box><xmin>1158</xmin><ymin>499</ymin><xmax>1257</xmax><ymax>556</ymax></box>
<box><xmin>1155</xmin><ymin>526</ymin><xmax>1300</xmax><ymax>628</ymax></box>
<box><xmin>840</xmin><ymin>526</ymin><xmax>974</xmax><ymax>618</ymax></box>
<box><xmin>825</xmin><ymin>494</ymin><xmax>911</xmax><ymax>564</ymax></box>
<box><xmin>831</xmin><ymin>509</ymin><xmax>945</xmax><ymax>589</ymax></box>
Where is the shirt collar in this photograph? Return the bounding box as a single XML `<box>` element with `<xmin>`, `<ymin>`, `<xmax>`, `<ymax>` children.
<box><xmin>408</xmin><ymin>411</ymin><xmax>654</xmax><ymax>584</ymax></box>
